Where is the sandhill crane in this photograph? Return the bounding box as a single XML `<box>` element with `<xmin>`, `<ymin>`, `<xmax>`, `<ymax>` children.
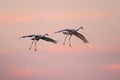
<box><xmin>20</xmin><ymin>33</ymin><xmax>57</xmax><ymax>51</ymax></box>
<box><xmin>54</xmin><ymin>26</ymin><xmax>89</xmax><ymax>47</ymax></box>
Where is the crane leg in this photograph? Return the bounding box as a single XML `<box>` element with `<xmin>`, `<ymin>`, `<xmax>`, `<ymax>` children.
<box><xmin>68</xmin><ymin>35</ymin><xmax>72</xmax><ymax>47</ymax></box>
<box><xmin>63</xmin><ymin>35</ymin><xmax>69</xmax><ymax>45</ymax></box>
<box><xmin>29</xmin><ymin>40</ymin><xmax>35</xmax><ymax>50</ymax></box>
<box><xmin>34</xmin><ymin>40</ymin><xmax>38</xmax><ymax>51</ymax></box>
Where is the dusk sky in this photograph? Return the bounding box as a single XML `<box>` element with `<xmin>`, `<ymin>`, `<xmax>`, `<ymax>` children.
<box><xmin>0</xmin><ymin>0</ymin><xmax>120</xmax><ymax>80</ymax></box>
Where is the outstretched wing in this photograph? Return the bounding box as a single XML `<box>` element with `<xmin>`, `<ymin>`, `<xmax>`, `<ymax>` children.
<box><xmin>54</xmin><ymin>29</ymin><xmax>70</xmax><ymax>33</ymax></box>
<box><xmin>73</xmin><ymin>32</ymin><xmax>89</xmax><ymax>43</ymax></box>
<box><xmin>20</xmin><ymin>35</ymin><xmax>36</xmax><ymax>38</ymax></box>
<box><xmin>41</xmin><ymin>36</ymin><xmax>57</xmax><ymax>44</ymax></box>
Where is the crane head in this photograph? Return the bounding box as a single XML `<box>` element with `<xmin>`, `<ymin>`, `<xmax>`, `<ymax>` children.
<box><xmin>80</xmin><ymin>26</ymin><xmax>84</xmax><ymax>30</ymax></box>
<box><xmin>44</xmin><ymin>33</ymin><xmax>49</xmax><ymax>36</ymax></box>
<box><xmin>76</xmin><ymin>26</ymin><xmax>84</xmax><ymax>31</ymax></box>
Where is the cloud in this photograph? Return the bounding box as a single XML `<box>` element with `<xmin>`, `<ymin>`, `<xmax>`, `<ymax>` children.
<box><xmin>9</xmin><ymin>67</ymin><xmax>57</xmax><ymax>78</ymax></box>
<box><xmin>0</xmin><ymin>15</ymin><xmax>34</xmax><ymax>25</ymax></box>
<box><xmin>0</xmin><ymin>10</ymin><xmax>114</xmax><ymax>25</ymax></box>
<box><xmin>40</xmin><ymin>44</ymin><xmax>120</xmax><ymax>54</ymax></box>
<box><xmin>11</xmin><ymin>68</ymin><xmax>35</xmax><ymax>77</ymax></box>
<box><xmin>0</xmin><ymin>49</ymin><xmax>13</xmax><ymax>54</ymax></box>
<box><xmin>103</xmin><ymin>64</ymin><xmax>120</xmax><ymax>71</ymax></box>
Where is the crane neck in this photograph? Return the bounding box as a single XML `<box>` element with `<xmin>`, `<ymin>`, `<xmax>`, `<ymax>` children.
<box><xmin>43</xmin><ymin>33</ymin><xmax>49</xmax><ymax>37</ymax></box>
<box><xmin>76</xmin><ymin>26</ymin><xmax>84</xmax><ymax>31</ymax></box>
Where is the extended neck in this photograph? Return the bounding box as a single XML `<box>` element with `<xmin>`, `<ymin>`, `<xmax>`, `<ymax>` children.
<box><xmin>43</xmin><ymin>33</ymin><xmax>49</xmax><ymax>37</ymax></box>
<box><xmin>76</xmin><ymin>26</ymin><xmax>84</xmax><ymax>31</ymax></box>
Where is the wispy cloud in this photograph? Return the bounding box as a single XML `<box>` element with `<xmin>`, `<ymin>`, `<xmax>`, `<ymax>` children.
<box><xmin>40</xmin><ymin>44</ymin><xmax>120</xmax><ymax>54</ymax></box>
<box><xmin>10</xmin><ymin>68</ymin><xmax>36</xmax><ymax>77</ymax></box>
<box><xmin>9</xmin><ymin>67</ymin><xmax>57</xmax><ymax>78</ymax></box>
<box><xmin>0</xmin><ymin>15</ymin><xmax>34</xmax><ymax>25</ymax></box>
<box><xmin>0</xmin><ymin>10</ymin><xmax>115</xmax><ymax>25</ymax></box>
<box><xmin>0</xmin><ymin>49</ymin><xmax>13</xmax><ymax>54</ymax></box>
<box><xmin>103</xmin><ymin>64</ymin><xmax>120</xmax><ymax>71</ymax></box>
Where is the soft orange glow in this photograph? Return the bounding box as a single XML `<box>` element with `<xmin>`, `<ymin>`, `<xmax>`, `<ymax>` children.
<box><xmin>0</xmin><ymin>11</ymin><xmax>114</xmax><ymax>25</ymax></box>
<box><xmin>11</xmin><ymin>68</ymin><xmax>36</xmax><ymax>77</ymax></box>
<box><xmin>0</xmin><ymin>15</ymin><xmax>34</xmax><ymax>25</ymax></box>
<box><xmin>0</xmin><ymin>49</ymin><xmax>13</xmax><ymax>54</ymax></box>
<box><xmin>0</xmin><ymin>0</ymin><xmax>120</xmax><ymax>80</ymax></box>
<box><xmin>103</xmin><ymin>64</ymin><xmax>120</xmax><ymax>71</ymax></box>
<box><xmin>40</xmin><ymin>44</ymin><xmax>119</xmax><ymax>54</ymax></box>
<box><xmin>10</xmin><ymin>68</ymin><xmax>57</xmax><ymax>77</ymax></box>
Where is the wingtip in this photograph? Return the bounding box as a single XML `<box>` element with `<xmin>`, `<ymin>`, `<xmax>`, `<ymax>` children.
<box><xmin>85</xmin><ymin>41</ymin><xmax>89</xmax><ymax>43</ymax></box>
<box><xmin>54</xmin><ymin>40</ymin><xmax>58</xmax><ymax>44</ymax></box>
<box><xmin>54</xmin><ymin>32</ymin><xmax>57</xmax><ymax>34</ymax></box>
<box><xmin>54</xmin><ymin>40</ymin><xmax>59</xmax><ymax>44</ymax></box>
<box><xmin>19</xmin><ymin>36</ymin><xmax>25</xmax><ymax>39</ymax></box>
<box><xmin>19</xmin><ymin>37</ymin><xmax>22</xmax><ymax>39</ymax></box>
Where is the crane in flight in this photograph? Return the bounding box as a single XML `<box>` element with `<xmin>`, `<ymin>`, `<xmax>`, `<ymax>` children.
<box><xmin>20</xmin><ymin>33</ymin><xmax>57</xmax><ymax>51</ymax></box>
<box><xmin>54</xmin><ymin>26</ymin><xmax>89</xmax><ymax>47</ymax></box>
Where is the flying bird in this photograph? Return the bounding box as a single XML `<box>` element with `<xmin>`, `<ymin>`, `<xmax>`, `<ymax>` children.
<box><xmin>54</xmin><ymin>26</ymin><xmax>89</xmax><ymax>47</ymax></box>
<box><xmin>20</xmin><ymin>33</ymin><xmax>57</xmax><ymax>51</ymax></box>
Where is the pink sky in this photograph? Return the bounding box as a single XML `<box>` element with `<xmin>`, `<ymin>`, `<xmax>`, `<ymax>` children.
<box><xmin>0</xmin><ymin>0</ymin><xmax>120</xmax><ymax>80</ymax></box>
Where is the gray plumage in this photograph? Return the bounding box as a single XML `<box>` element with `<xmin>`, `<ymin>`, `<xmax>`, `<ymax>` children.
<box><xmin>20</xmin><ymin>33</ymin><xmax>57</xmax><ymax>51</ymax></box>
<box><xmin>73</xmin><ymin>31</ymin><xmax>89</xmax><ymax>43</ymax></box>
<box><xmin>40</xmin><ymin>36</ymin><xmax>57</xmax><ymax>44</ymax></box>
<box><xmin>55</xmin><ymin>26</ymin><xmax>89</xmax><ymax>47</ymax></box>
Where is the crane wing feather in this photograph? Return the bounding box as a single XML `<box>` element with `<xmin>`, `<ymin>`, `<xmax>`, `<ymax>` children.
<box><xmin>73</xmin><ymin>32</ymin><xmax>89</xmax><ymax>43</ymax></box>
<box><xmin>41</xmin><ymin>37</ymin><xmax>57</xmax><ymax>44</ymax></box>
<box><xmin>54</xmin><ymin>29</ymin><xmax>70</xmax><ymax>33</ymax></box>
<box><xmin>20</xmin><ymin>35</ymin><xmax>37</xmax><ymax>38</ymax></box>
